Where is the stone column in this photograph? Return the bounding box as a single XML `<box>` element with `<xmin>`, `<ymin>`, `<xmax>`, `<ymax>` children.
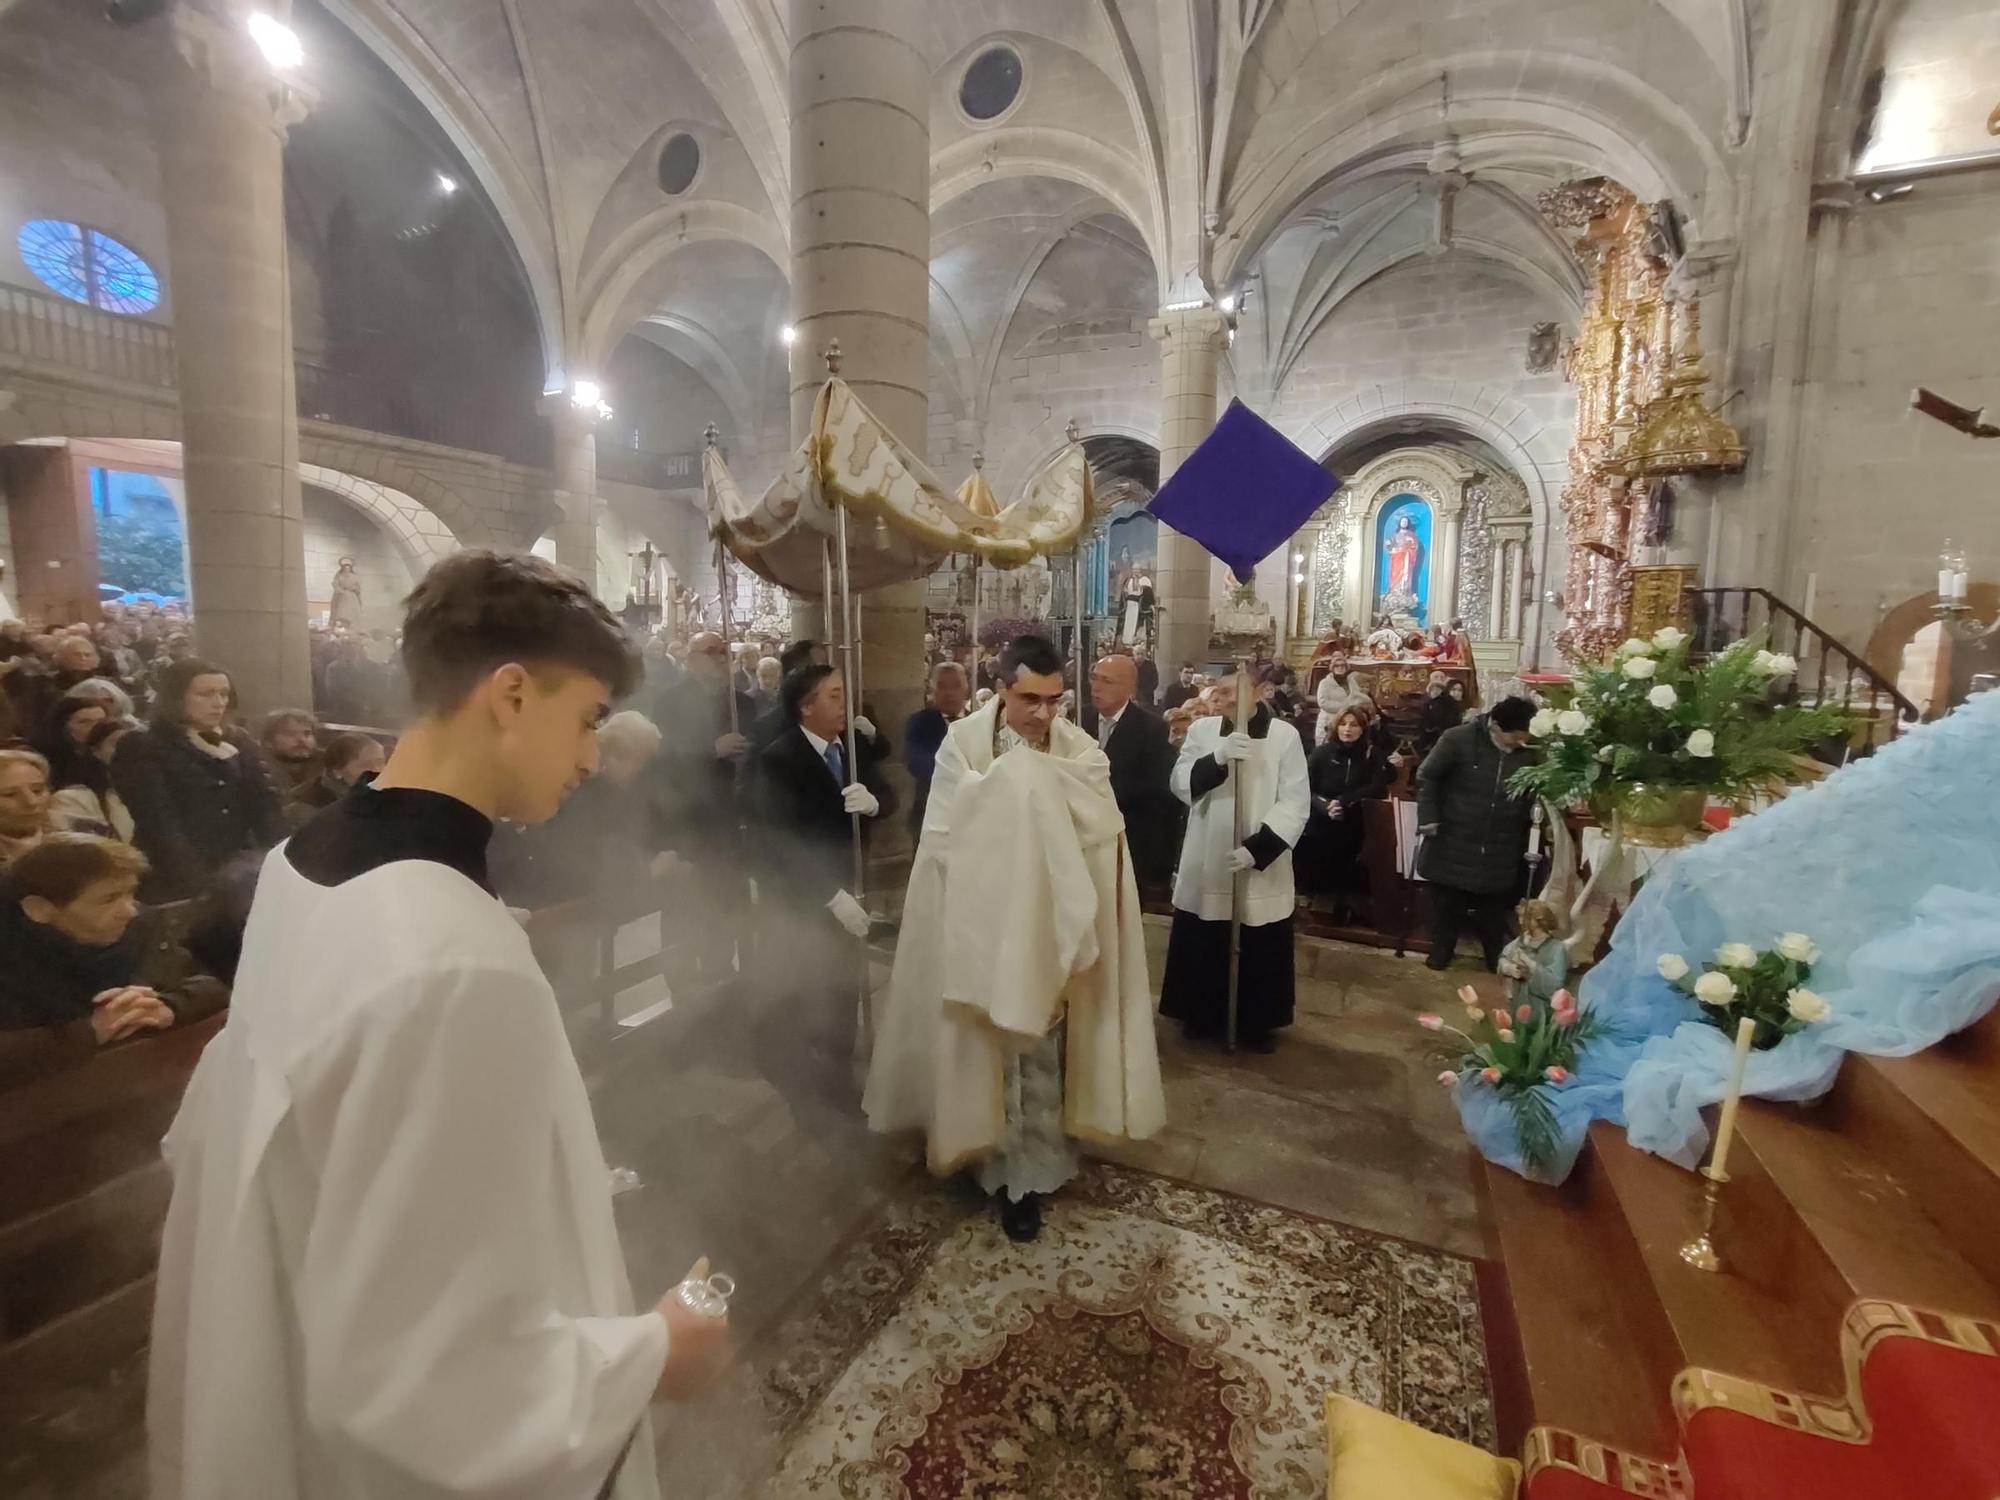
<box><xmin>545</xmin><ymin>398</ymin><xmax>602</xmax><ymax>593</ymax></box>
<box><xmin>1148</xmin><ymin>306</ymin><xmax>1231</xmax><ymax>669</ymax></box>
<box><xmin>1433</xmin><ymin>509</ymin><xmax>1464</xmax><ymax>630</ymax></box>
<box><xmin>152</xmin><ymin>0</ymin><xmax>310</xmax><ymax>713</ymax></box>
<box><xmin>789</xmin><ymin>0</ymin><xmax>928</xmax><ymax>730</ymax></box>
<box><xmin>1488</xmin><ymin>538</ymin><xmax>1506</xmax><ymax>638</ymax></box>
<box><xmin>1508</xmin><ymin>540</ymin><xmax>1528</xmax><ymax>639</ymax></box>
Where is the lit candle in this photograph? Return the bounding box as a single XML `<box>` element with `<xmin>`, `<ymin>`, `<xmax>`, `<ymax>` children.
<box><xmin>1939</xmin><ymin>567</ymin><xmax>1957</xmax><ymax>600</ymax></box>
<box><xmin>1708</xmin><ymin>1015</ymin><xmax>1757</xmax><ymax>1179</ymax></box>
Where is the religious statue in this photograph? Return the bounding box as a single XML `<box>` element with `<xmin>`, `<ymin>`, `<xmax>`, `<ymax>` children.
<box><xmin>1384</xmin><ymin>515</ymin><xmax>1422</xmax><ymax>598</ymax></box>
<box><xmin>1117</xmin><ymin>568</ymin><xmax>1155</xmax><ymax>646</ymax></box>
<box><xmin>328</xmin><ymin>558</ymin><xmax>363</xmax><ymax>631</ymax></box>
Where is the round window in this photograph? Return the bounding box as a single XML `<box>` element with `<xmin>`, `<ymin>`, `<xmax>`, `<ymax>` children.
<box><xmin>657</xmin><ymin>133</ymin><xmax>701</xmax><ymax>196</ymax></box>
<box><xmin>959</xmin><ymin>46</ymin><xmax>1023</xmax><ymax>122</ymax></box>
<box><xmin>17</xmin><ymin>219</ymin><xmax>161</xmax><ymax>315</ymax></box>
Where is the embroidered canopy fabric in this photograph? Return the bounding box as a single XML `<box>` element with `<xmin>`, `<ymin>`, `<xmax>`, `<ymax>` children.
<box><xmin>703</xmin><ymin>378</ymin><xmax>1095</xmax><ymax>596</ymax></box>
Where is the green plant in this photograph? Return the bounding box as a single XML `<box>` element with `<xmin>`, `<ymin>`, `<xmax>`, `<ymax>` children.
<box><xmin>95</xmin><ymin>510</ymin><xmax>189</xmax><ymax>599</ymax></box>
<box><xmin>1656</xmin><ymin>932</ymin><xmax>1832</xmax><ymax>1049</ymax></box>
<box><xmin>1422</xmin><ymin>985</ymin><xmax>1613</xmax><ymax>1170</ymax></box>
<box><xmin>1508</xmin><ymin>629</ymin><xmax>1848</xmax><ymax>811</ymax></box>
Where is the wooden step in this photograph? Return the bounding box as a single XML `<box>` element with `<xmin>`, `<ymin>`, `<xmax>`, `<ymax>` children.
<box><xmin>1589</xmin><ymin>1120</ymin><xmax>1850</xmax><ymax>1400</ymax></box>
<box><xmin>1733</xmin><ymin>1087</ymin><xmax>2000</xmax><ymax>1321</ymax></box>
<box><xmin>1481</xmin><ymin>1147</ymin><xmax>1681</xmax><ymax>1458</ymax></box>
<box><xmin>0</xmin><ymin>1163</ymin><xmax>171</xmax><ymax>1348</ymax></box>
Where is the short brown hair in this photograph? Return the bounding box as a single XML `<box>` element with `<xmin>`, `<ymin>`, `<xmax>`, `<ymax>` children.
<box><xmin>322</xmin><ymin>731</ymin><xmax>382</xmax><ymax>776</ymax></box>
<box><xmin>3</xmin><ymin>832</ymin><xmax>148</xmax><ymax>906</ymax></box>
<box><xmin>399</xmin><ymin>552</ymin><xmax>640</xmax><ymax>714</ymax></box>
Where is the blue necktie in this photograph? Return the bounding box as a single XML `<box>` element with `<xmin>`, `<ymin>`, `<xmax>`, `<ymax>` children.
<box><xmin>824</xmin><ymin>741</ymin><xmax>844</xmax><ymax>783</ymax></box>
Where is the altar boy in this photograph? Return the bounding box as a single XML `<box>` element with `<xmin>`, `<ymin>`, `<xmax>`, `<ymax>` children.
<box><xmin>148</xmin><ymin>553</ymin><xmax>728</xmax><ymax>1500</ymax></box>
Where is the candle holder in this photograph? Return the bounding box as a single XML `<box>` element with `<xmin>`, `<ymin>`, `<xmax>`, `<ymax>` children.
<box><xmin>1678</xmin><ymin>1164</ymin><xmax>1729</xmax><ymax>1273</ymax></box>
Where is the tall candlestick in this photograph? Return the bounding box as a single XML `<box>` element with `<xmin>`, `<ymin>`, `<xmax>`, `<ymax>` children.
<box><xmin>1707</xmin><ymin>1015</ymin><xmax>1757</xmax><ymax>1180</ymax></box>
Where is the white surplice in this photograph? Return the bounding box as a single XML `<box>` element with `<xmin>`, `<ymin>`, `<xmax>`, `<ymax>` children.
<box><xmin>863</xmin><ymin>702</ymin><xmax>1165</xmax><ymax>1176</ymax></box>
<box><xmin>148</xmin><ymin>850</ymin><xmax>665</xmax><ymax>1500</ymax></box>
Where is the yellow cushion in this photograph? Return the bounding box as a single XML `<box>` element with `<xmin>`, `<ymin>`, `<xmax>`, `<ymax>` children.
<box><xmin>1326</xmin><ymin>1394</ymin><xmax>1522</xmax><ymax>1500</ymax></box>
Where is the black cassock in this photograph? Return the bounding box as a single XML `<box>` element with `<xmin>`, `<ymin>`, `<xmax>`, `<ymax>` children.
<box><xmin>1159</xmin><ymin>910</ymin><xmax>1296</xmax><ymax>1043</ymax></box>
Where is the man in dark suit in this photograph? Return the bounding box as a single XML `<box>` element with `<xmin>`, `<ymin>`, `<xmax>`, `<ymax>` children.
<box><xmin>752</xmin><ymin>663</ymin><xmax>883</xmax><ymax>1114</ymax></box>
<box><xmin>1159</xmin><ymin>662</ymin><xmax>1202</xmax><ymax>712</ymax></box>
<box><xmin>1081</xmin><ymin>653</ymin><xmax>1181</xmax><ymax>893</ymax></box>
<box><xmin>903</xmin><ymin>660</ymin><xmax>970</xmax><ymax>833</ymax></box>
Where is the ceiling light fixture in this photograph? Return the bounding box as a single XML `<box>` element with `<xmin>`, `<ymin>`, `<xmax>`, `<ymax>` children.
<box><xmin>1218</xmin><ymin>293</ymin><xmax>1237</xmax><ymax>315</ymax></box>
<box><xmin>436</xmin><ymin>174</ymin><xmax>458</xmax><ymax>195</ymax></box>
<box><xmin>780</xmin><ymin>324</ymin><xmax>797</xmax><ymax>347</ymax></box>
<box><xmin>1160</xmin><ymin>297</ymin><xmax>1209</xmax><ymax>313</ymax></box>
<box><xmin>247</xmin><ymin>11</ymin><xmax>303</xmax><ymax>70</ymax></box>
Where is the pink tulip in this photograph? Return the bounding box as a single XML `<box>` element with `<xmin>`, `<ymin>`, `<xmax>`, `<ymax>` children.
<box><xmin>1480</xmin><ymin>1066</ymin><xmax>1502</xmax><ymax>1084</ymax></box>
<box><xmin>1457</xmin><ymin>985</ymin><xmax>1480</xmax><ymax>1007</ymax></box>
<box><xmin>1554</xmin><ymin>1008</ymin><xmax>1578</xmax><ymax>1027</ymax></box>
<box><xmin>1417</xmin><ymin>1013</ymin><xmax>1444</xmax><ymax>1032</ymax></box>
<box><xmin>1490</xmin><ymin>1009</ymin><xmax>1510</xmax><ymax>1029</ymax></box>
<box><xmin>1437</xmin><ymin>1070</ymin><xmax>1459</xmax><ymax>1088</ymax></box>
<box><xmin>1515</xmin><ymin>1003</ymin><xmax>1534</xmax><ymax>1023</ymax></box>
<box><xmin>1498</xmin><ymin>1028</ymin><xmax>1517</xmax><ymax>1044</ymax></box>
<box><xmin>1544</xmin><ymin>1066</ymin><xmax>1569</xmax><ymax>1084</ymax></box>
<box><xmin>1551</xmin><ymin>988</ymin><xmax>1576</xmax><ymax>1011</ymax></box>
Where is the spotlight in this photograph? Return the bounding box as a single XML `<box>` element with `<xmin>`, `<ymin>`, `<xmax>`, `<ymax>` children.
<box><xmin>570</xmin><ymin>379</ymin><xmax>603</xmax><ymax>409</ymax></box>
<box><xmin>1864</xmin><ymin>182</ymin><xmax>1914</xmax><ymax>204</ymax></box>
<box><xmin>436</xmin><ymin>174</ymin><xmax>458</xmax><ymax>195</ymax></box>
<box><xmin>780</xmin><ymin>324</ymin><xmax>797</xmax><ymax>347</ymax></box>
<box><xmin>247</xmin><ymin>12</ymin><xmax>303</xmax><ymax>69</ymax></box>
<box><xmin>1218</xmin><ymin>294</ymin><xmax>1237</xmax><ymax>315</ymax></box>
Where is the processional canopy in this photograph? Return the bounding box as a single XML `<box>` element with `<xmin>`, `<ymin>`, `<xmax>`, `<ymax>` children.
<box><xmin>703</xmin><ymin>360</ymin><xmax>1094</xmax><ymax>598</ymax></box>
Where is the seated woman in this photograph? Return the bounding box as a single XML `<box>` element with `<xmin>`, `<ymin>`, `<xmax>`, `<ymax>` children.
<box><xmin>1415</xmin><ymin>669</ymin><xmax>1465</xmax><ymax>756</ymax></box>
<box><xmin>0</xmin><ymin>833</ymin><xmax>229</xmax><ymax>1041</ymax></box>
<box><xmin>1297</xmin><ymin>705</ymin><xmax>1391</xmax><ymax>918</ymax></box>
<box><xmin>38</xmin><ymin>692</ymin><xmax>111</xmax><ymax>790</ymax></box>
<box><xmin>50</xmin><ymin>717</ymin><xmax>137</xmax><ymax>841</ymax></box>
<box><xmin>290</xmin><ymin>730</ymin><xmax>387</xmax><ymax>820</ymax></box>
<box><xmin>0</xmin><ymin>747</ymin><xmax>103</xmax><ymax>867</ymax></box>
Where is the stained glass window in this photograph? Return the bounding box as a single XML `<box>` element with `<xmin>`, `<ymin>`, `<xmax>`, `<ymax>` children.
<box><xmin>17</xmin><ymin>219</ymin><xmax>162</xmax><ymax>315</ymax></box>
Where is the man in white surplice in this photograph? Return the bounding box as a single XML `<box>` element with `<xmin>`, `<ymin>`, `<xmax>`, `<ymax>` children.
<box><xmin>147</xmin><ymin>554</ymin><xmax>729</xmax><ymax>1500</ymax></box>
<box><xmin>863</xmin><ymin>633</ymin><xmax>1164</xmax><ymax>1242</ymax></box>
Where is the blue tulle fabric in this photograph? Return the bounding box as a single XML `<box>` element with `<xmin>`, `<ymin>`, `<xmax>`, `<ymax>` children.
<box><xmin>1464</xmin><ymin>690</ymin><xmax>2000</xmax><ymax>1183</ymax></box>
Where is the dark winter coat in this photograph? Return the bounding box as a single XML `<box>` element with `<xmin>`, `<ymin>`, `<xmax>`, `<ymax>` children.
<box><xmin>1415</xmin><ymin>715</ymin><xmax>1537</xmax><ymax>894</ymax></box>
<box><xmin>111</xmin><ymin>728</ymin><xmax>286</xmax><ymax>902</ymax></box>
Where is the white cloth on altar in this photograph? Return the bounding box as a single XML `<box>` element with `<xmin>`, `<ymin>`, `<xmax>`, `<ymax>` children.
<box><xmin>863</xmin><ymin>702</ymin><xmax>1164</xmax><ymax>1176</ymax></box>
<box><xmin>148</xmin><ymin>853</ymin><xmax>664</xmax><ymax>1500</ymax></box>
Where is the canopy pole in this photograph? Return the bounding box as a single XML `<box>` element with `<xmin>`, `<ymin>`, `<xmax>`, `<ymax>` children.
<box><xmin>706</xmin><ymin>423</ymin><xmax>738</xmax><ymax>735</ymax></box>
<box><xmin>1066</xmin><ymin>418</ymin><xmax>1084</xmax><ymax>719</ymax></box>
<box><xmin>1226</xmin><ymin>657</ymin><xmax>1255</xmax><ymax>1053</ymax></box>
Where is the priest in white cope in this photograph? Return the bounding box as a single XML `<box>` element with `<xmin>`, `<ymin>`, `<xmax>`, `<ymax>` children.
<box><xmin>863</xmin><ymin>633</ymin><xmax>1165</xmax><ymax>1242</ymax></box>
<box><xmin>1160</xmin><ymin>671</ymin><xmax>1311</xmax><ymax>1052</ymax></box>
<box><xmin>148</xmin><ymin>553</ymin><xmax>727</xmax><ymax>1500</ymax></box>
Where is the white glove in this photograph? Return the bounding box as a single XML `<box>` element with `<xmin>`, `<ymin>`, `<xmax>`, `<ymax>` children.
<box><xmin>827</xmin><ymin>888</ymin><xmax>872</xmax><ymax>938</ymax></box>
<box><xmin>1226</xmin><ymin>846</ymin><xmax>1256</xmax><ymax>873</ymax></box>
<box><xmin>841</xmin><ymin>781</ymin><xmax>880</xmax><ymax>817</ymax></box>
<box><xmin>1219</xmin><ymin>731</ymin><xmax>1254</xmax><ymax>763</ymax></box>
<box><xmin>852</xmin><ymin>715</ymin><xmax>876</xmax><ymax>740</ymax></box>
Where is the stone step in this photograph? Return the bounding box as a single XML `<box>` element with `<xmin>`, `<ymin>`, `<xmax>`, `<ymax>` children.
<box><xmin>1588</xmin><ymin>1120</ymin><xmax>1851</xmax><ymax>1401</ymax></box>
<box><xmin>1481</xmin><ymin>1146</ymin><xmax>1682</xmax><ymax>1458</ymax></box>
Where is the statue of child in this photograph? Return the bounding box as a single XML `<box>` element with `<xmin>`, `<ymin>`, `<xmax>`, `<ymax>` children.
<box><xmin>1496</xmin><ymin>898</ymin><xmax>1567</xmax><ymax>1006</ymax></box>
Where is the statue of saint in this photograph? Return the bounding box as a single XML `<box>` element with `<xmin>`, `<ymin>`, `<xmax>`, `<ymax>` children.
<box><xmin>328</xmin><ymin>558</ymin><xmax>363</xmax><ymax>630</ymax></box>
<box><xmin>1384</xmin><ymin>515</ymin><xmax>1422</xmax><ymax>597</ymax></box>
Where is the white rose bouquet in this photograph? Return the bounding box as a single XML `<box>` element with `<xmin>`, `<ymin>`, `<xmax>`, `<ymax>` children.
<box><xmin>1510</xmin><ymin>634</ymin><xmax>1849</xmax><ymax>827</ymax></box>
<box><xmin>1656</xmin><ymin>931</ymin><xmax>1832</xmax><ymax>1049</ymax></box>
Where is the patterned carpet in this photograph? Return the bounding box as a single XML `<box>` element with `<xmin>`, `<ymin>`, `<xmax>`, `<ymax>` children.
<box><xmin>760</xmin><ymin>1162</ymin><xmax>1497</xmax><ymax>1498</ymax></box>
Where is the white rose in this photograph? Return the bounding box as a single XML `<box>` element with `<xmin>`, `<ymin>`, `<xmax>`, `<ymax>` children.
<box><xmin>1714</xmin><ymin>942</ymin><xmax>1759</xmax><ymax>969</ymax></box>
<box><xmin>1692</xmin><ymin>971</ymin><xmax>1737</xmax><ymax>1007</ymax></box>
<box><xmin>1768</xmin><ymin>653</ymin><xmax>1798</xmax><ymax>677</ymax></box>
<box><xmin>1685</xmin><ymin>728</ymin><xmax>1715</xmax><ymax>758</ymax></box>
<box><xmin>1647</xmin><ymin>684</ymin><xmax>1678</xmax><ymax>710</ymax></box>
<box><xmin>1556</xmin><ymin>708</ymin><xmax>1591</xmax><ymax>736</ymax></box>
<box><xmin>1597</xmin><ymin>745</ymin><xmax>1617</xmax><ymax>762</ymax></box>
<box><xmin>1657</xmin><ymin>953</ymin><xmax>1690</xmax><ymax>981</ymax></box>
<box><xmin>1529</xmin><ymin>709</ymin><xmax>1558</xmax><ymax>738</ymax></box>
<box><xmin>1775</xmin><ymin>932</ymin><xmax>1820</xmax><ymax>964</ymax></box>
<box><xmin>1651</xmin><ymin>626</ymin><xmax>1688</xmax><ymax>651</ymax></box>
<box><xmin>1622</xmin><ymin>655</ymin><xmax>1658</xmax><ymax>680</ymax></box>
<box><xmin>1617</xmin><ymin>637</ymin><xmax>1654</xmax><ymax>658</ymax></box>
<box><xmin>1786</xmin><ymin>987</ymin><xmax>1831</xmax><ymax>1024</ymax></box>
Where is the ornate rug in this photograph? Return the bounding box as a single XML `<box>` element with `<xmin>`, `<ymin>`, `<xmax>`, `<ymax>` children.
<box><xmin>759</xmin><ymin>1161</ymin><xmax>1496</xmax><ymax>1498</ymax></box>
